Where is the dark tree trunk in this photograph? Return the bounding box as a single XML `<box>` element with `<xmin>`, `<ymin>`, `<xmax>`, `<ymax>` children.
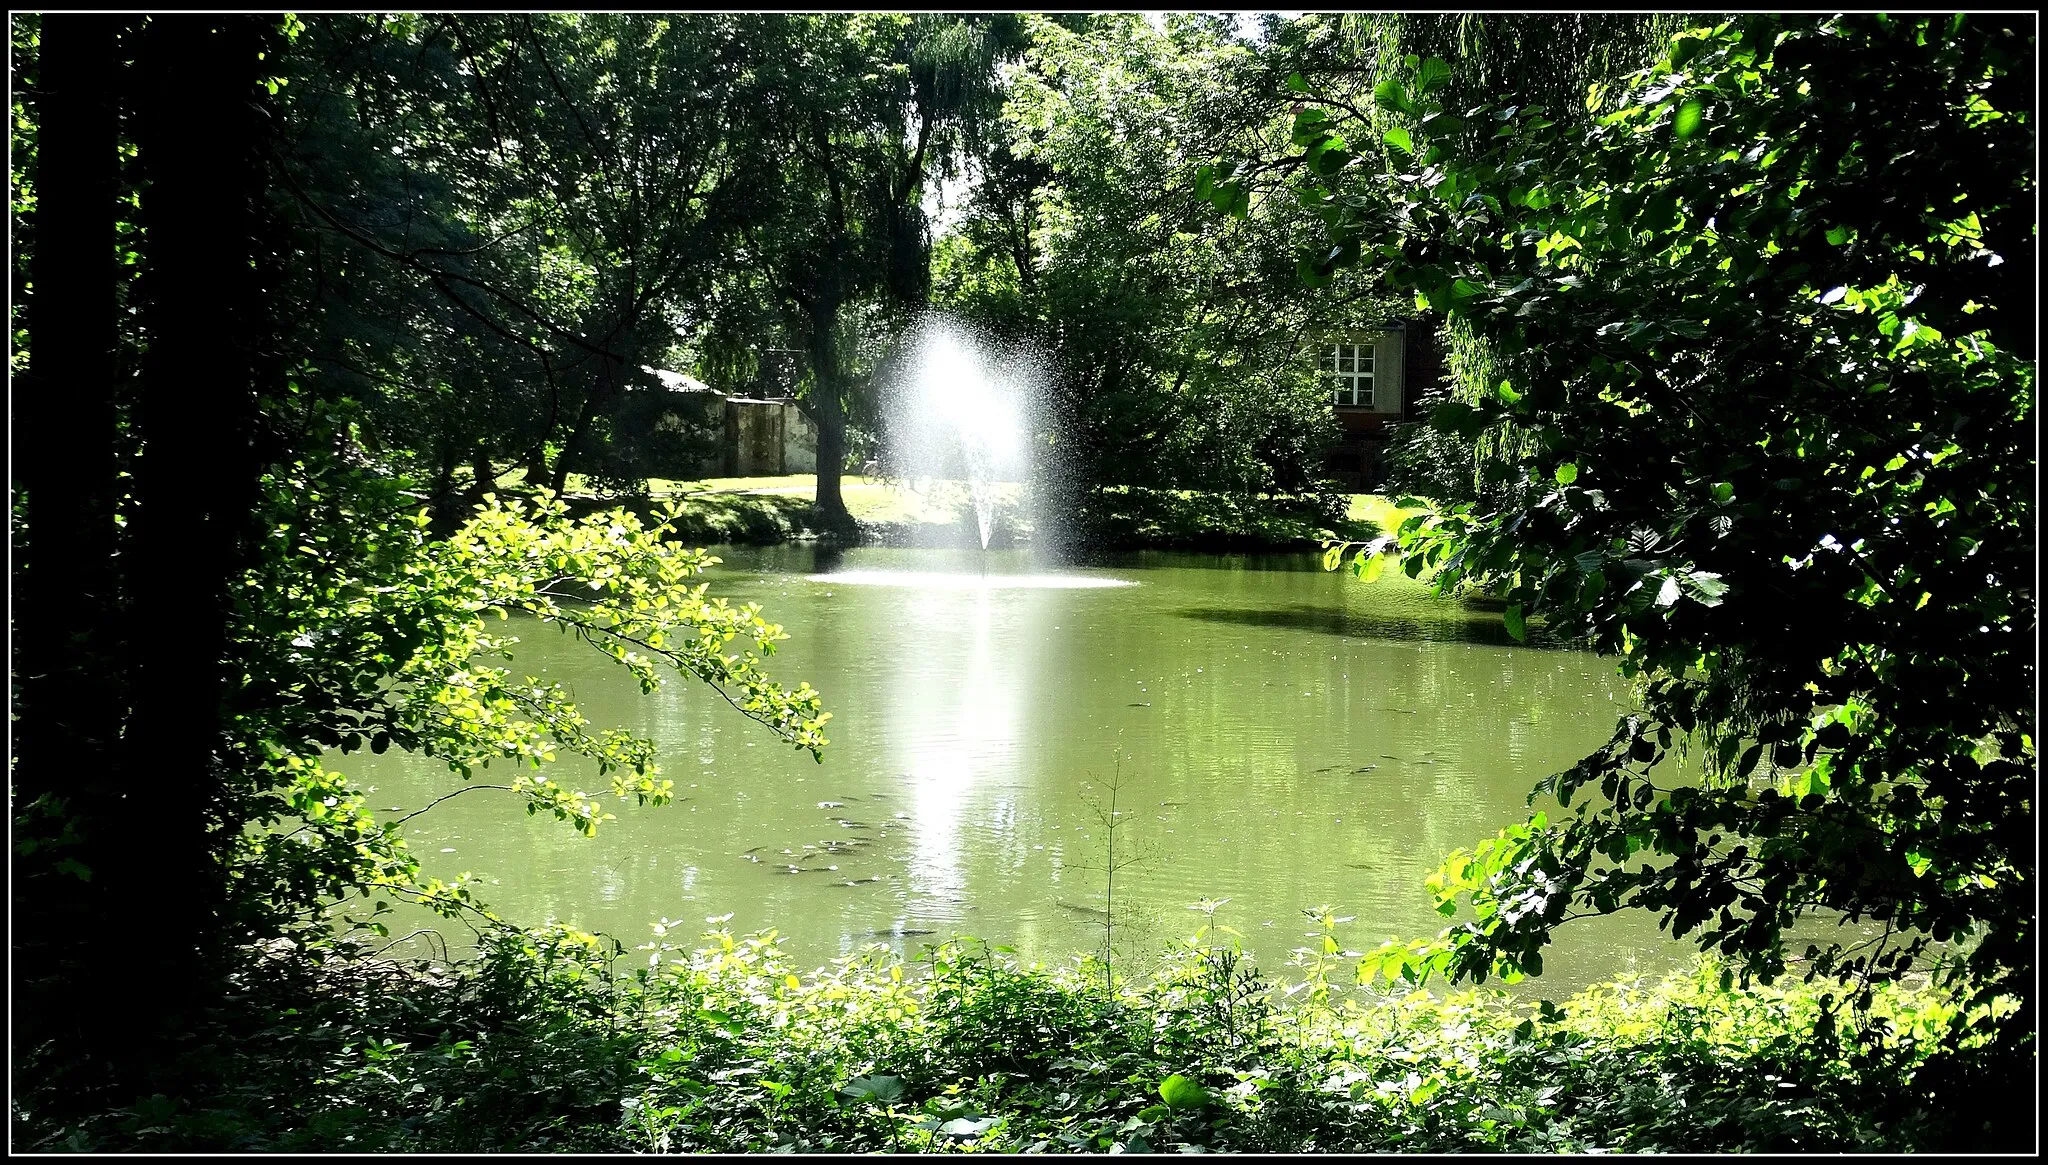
<box><xmin>523</xmin><ymin>444</ymin><xmax>553</xmax><ymax>489</ymax></box>
<box><xmin>429</xmin><ymin>437</ymin><xmax>460</xmax><ymax>502</ymax></box>
<box><xmin>551</xmin><ymin>386</ymin><xmax>604</xmax><ymax>494</ymax></box>
<box><xmin>551</xmin><ymin>350</ymin><xmax>630</xmax><ymax>494</ymax></box>
<box><xmin>804</xmin><ymin>304</ymin><xmax>853</xmax><ymax>529</ymax></box>
<box><xmin>812</xmin><ymin>389</ymin><xmax>850</xmax><ymax>525</ymax></box>
<box><xmin>9</xmin><ymin>11</ymin><xmax>127</xmax><ymax>1085</ymax></box>
<box><xmin>107</xmin><ymin>11</ymin><xmax>276</xmax><ymax>1094</ymax></box>
<box><xmin>470</xmin><ymin>447</ymin><xmax>496</xmax><ymax>502</ymax></box>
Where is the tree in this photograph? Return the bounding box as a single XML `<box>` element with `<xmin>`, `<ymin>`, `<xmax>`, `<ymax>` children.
<box><xmin>1297</xmin><ymin>15</ymin><xmax>2034</xmax><ymax>1086</ymax></box>
<box><xmin>10</xmin><ymin>14</ymin><xmax>834</xmax><ymax>1120</ymax></box>
<box><xmin>277</xmin><ymin>14</ymin><xmax>763</xmax><ymax>496</ymax></box>
<box><xmin>1282</xmin><ymin>15</ymin><xmax>1693</xmax><ymax>507</ymax></box>
<box><xmin>716</xmin><ymin>14</ymin><xmax>1023</xmax><ymax>528</ymax></box>
<box><xmin>939</xmin><ymin>13</ymin><xmax>1384</xmax><ymax>507</ymax></box>
<box><xmin>10</xmin><ymin>12</ymin><xmax>285</xmax><ymax>1109</ymax></box>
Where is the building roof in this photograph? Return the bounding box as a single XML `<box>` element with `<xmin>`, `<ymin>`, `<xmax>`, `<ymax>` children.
<box><xmin>640</xmin><ymin>365</ymin><xmax>717</xmax><ymax>394</ymax></box>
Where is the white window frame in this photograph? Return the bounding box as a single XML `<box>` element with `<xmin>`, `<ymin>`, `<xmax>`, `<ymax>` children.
<box><xmin>1324</xmin><ymin>341</ymin><xmax>1375</xmax><ymax>408</ymax></box>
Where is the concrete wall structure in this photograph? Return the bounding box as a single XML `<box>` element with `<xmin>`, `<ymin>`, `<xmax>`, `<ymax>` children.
<box><xmin>717</xmin><ymin>398</ymin><xmax>818</xmax><ymax>477</ymax></box>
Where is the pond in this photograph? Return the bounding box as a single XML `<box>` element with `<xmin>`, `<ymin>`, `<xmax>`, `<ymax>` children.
<box><xmin>344</xmin><ymin>544</ymin><xmax>1697</xmax><ymax>997</ymax></box>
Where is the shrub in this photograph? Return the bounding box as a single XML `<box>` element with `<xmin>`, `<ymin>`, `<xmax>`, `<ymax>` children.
<box><xmin>15</xmin><ymin>915</ymin><xmax>1989</xmax><ymax>1154</ymax></box>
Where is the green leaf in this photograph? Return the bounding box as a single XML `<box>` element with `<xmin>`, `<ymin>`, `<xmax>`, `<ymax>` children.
<box><xmin>1286</xmin><ymin>71</ymin><xmax>1309</xmax><ymax>94</ymax></box>
<box><xmin>1414</xmin><ymin>56</ymin><xmax>1452</xmax><ymax>95</ymax></box>
<box><xmin>840</xmin><ymin>1075</ymin><xmax>907</xmax><ymax>1105</ymax></box>
<box><xmin>1710</xmin><ymin>481</ymin><xmax>1734</xmax><ymax>504</ymax></box>
<box><xmin>1673</xmin><ymin>99</ymin><xmax>1704</xmax><ymax>138</ymax></box>
<box><xmin>1359</xmin><ymin>551</ymin><xmax>1389</xmax><ymax>584</ymax></box>
<box><xmin>1383</xmin><ymin>126</ymin><xmax>1414</xmax><ymax>155</ymax></box>
<box><xmin>1308</xmin><ymin>140</ymin><xmax>1352</xmax><ymax>176</ymax></box>
<box><xmin>1555</xmin><ymin>463</ymin><xmax>1579</xmax><ymax>485</ymax></box>
<box><xmin>1159</xmin><ymin>1074</ymin><xmax>1210</xmax><ymax>1112</ymax></box>
<box><xmin>1680</xmin><ymin>571</ymin><xmax>1729</xmax><ymax>606</ymax></box>
<box><xmin>1372</xmin><ymin>77</ymin><xmax>1408</xmax><ymax>112</ymax></box>
<box><xmin>1429</xmin><ymin>401</ymin><xmax>1486</xmax><ymax>438</ymax></box>
<box><xmin>1654</xmin><ymin>574</ymin><xmax>1683</xmax><ymax>607</ymax></box>
<box><xmin>1825</xmin><ymin>224</ymin><xmax>1852</xmax><ymax>245</ymax></box>
<box><xmin>1736</xmin><ymin>742</ymin><xmax>1763</xmax><ymax>778</ymax></box>
<box><xmin>1503</xmin><ymin>604</ymin><xmax>1527</xmax><ymax>642</ymax></box>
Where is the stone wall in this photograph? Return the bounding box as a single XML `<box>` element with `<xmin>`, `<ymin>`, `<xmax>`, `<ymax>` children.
<box><xmin>718</xmin><ymin>398</ymin><xmax>818</xmax><ymax>476</ymax></box>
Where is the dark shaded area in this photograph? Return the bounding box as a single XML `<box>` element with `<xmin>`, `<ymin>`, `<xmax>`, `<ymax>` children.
<box><xmin>555</xmin><ymin>489</ymin><xmax>828</xmax><ymax>546</ymax></box>
<box><xmin>1172</xmin><ymin>603</ymin><xmax>1578</xmax><ymax>650</ymax></box>
<box><xmin>1055</xmin><ymin>547</ymin><xmax>1339</xmax><ymax>573</ymax></box>
<box><xmin>12</xmin><ymin>12</ymin><xmax>283</xmax><ymax>1116</ymax></box>
<box><xmin>1060</xmin><ymin>484</ymin><xmax>1375</xmax><ymax>553</ymax></box>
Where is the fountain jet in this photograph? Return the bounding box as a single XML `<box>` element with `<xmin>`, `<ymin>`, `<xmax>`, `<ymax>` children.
<box><xmin>882</xmin><ymin>314</ymin><xmax>1037</xmax><ymax>550</ymax></box>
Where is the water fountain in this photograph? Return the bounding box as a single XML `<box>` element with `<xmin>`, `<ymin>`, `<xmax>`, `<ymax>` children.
<box><xmin>889</xmin><ymin>313</ymin><xmax>1032</xmax><ymax>552</ymax></box>
<box><xmin>806</xmin><ymin>313</ymin><xmax>1130</xmax><ymax>591</ymax></box>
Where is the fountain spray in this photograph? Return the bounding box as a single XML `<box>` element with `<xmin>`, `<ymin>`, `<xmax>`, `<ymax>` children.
<box><xmin>883</xmin><ymin>313</ymin><xmax>1035</xmax><ymax>553</ymax></box>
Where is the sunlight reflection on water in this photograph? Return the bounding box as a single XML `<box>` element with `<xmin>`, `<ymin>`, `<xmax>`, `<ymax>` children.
<box><xmin>807</xmin><ymin>569</ymin><xmax>1136</xmax><ymax>590</ymax></box>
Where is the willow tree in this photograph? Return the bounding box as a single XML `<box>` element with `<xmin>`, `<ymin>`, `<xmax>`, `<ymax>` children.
<box><xmin>1281</xmin><ymin>15</ymin><xmax>1699</xmax><ymax>505</ymax></box>
<box><xmin>715</xmin><ymin>13</ymin><xmax>1023</xmax><ymax>528</ymax></box>
<box><xmin>931</xmin><ymin>13</ymin><xmax>1386</xmax><ymax>509</ymax></box>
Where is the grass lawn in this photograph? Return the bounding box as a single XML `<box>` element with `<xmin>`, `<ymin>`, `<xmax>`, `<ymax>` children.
<box><xmin>653</xmin><ymin>474</ymin><xmax>1023</xmax><ymax>528</ymax></box>
<box><xmin>1347</xmin><ymin>492</ymin><xmax>1431</xmax><ymax>536</ymax></box>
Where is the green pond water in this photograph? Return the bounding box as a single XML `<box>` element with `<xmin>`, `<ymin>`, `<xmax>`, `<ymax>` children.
<box><xmin>344</xmin><ymin>544</ymin><xmax>1704</xmax><ymax>997</ymax></box>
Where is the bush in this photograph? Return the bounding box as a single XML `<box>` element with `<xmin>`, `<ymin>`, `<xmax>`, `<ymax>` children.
<box><xmin>1067</xmin><ymin>484</ymin><xmax>1366</xmax><ymax>552</ymax></box>
<box><xmin>14</xmin><ymin>916</ymin><xmax>1994</xmax><ymax>1154</ymax></box>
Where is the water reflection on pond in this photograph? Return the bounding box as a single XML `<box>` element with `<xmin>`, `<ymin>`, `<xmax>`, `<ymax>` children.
<box><xmin>344</xmin><ymin>544</ymin><xmax>1696</xmax><ymax>996</ymax></box>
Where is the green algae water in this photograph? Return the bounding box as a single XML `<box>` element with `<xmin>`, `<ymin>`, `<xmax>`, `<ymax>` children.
<box><xmin>343</xmin><ymin>544</ymin><xmax>1697</xmax><ymax>995</ymax></box>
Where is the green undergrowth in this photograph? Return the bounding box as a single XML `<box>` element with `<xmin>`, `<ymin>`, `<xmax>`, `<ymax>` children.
<box><xmin>553</xmin><ymin>487</ymin><xmax>832</xmax><ymax>545</ymax></box>
<box><xmin>1071</xmin><ymin>485</ymin><xmax>1375</xmax><ymax>551</ymax></box>
<box><xmin>15</xmin><ymin>918</ymin><xmax>2017</xmax><ymax>1153</ymax></box>
<box><xmin>511</xmin><ymin>478</ymin><xmax>1387</xmax><ymax>552</ymax></box>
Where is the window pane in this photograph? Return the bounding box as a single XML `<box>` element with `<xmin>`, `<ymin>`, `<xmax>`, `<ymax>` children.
<box><xmin>1360</xmin><ymin>348</ymin><xmax>1376</xmax><ymax>371</ymax></box>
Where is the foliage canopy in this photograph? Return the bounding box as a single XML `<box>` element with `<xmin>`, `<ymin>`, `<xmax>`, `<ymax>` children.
<box><xmin>1296</xmin><ymin>14</ymin><xmax>2034</xmax><ymax>1060</ymax></box>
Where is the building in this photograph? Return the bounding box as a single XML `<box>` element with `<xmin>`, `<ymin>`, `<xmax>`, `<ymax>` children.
<box><xmin>1316</xmin><ymin>320</ymin><xmax>1441</xmax><ymax>490</ymax></box>
<box><xmin>716</xmin><ymin>394</ymin><xmax>817</xmax><ymax>476</ymax></box>
<box><xmin>643</xmin><ymin>366</ymin><xmax>819</xmax><ymax>477</ymax></box>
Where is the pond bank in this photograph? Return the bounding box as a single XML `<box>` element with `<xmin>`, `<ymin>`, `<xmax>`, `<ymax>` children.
<box><xmin>506</xmin><ymin>473</ymin><xmax>1396</xmax><ymax>553</ymax></box>
<box><xmin>13</xmin><ymin>925</ymin><xmax>2009</xmax><ymax>1153</ymax></box>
